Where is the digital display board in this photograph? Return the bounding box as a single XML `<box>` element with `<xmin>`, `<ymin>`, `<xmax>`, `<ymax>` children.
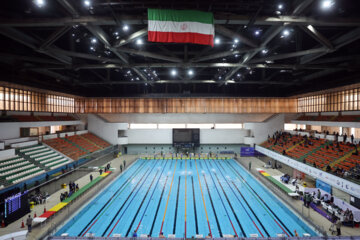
<box><xmin>173</xmin><ymin>129</ymin><xmax>200</xmax><ymax>147</ymax></box>
<box><xmin>3</xmin><ymin>191</ymin><xmax>30</xmax><ymax>225</ymax></box>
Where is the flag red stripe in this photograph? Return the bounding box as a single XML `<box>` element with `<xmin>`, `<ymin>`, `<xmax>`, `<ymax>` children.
<box><xmin>148</xmin><ymin>31</ymin><xmax>214</xmax><ymax>47</ymax></box>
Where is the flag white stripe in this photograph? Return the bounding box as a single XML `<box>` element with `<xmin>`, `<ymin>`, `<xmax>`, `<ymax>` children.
<box><xmin>148</xmin><ymin>20</ymin><xmax>214</xmax><ymax>35</ymax></box>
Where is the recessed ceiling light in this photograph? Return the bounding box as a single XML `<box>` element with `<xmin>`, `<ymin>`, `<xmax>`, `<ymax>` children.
<box><xmin>278</xmin><ymin>4</ymin><xmax>283</xmax><ymax>10</ymax></box>
<box><xmin>84</xmin><ymin>0</ymin><xmax>91</xmax><ymax>7</ymax></box>
<box><xmin>255</xmin><ymin>30</ymin><xmax>260</xmax><ymax>36</ymax></box>
<box><xmin>171</xmin><ymin>69</ymin><xmax>177</xmax><ymax>76</ymax></box>
<box><xmin>188</xmin><ymin>70</ymin><xmax>194</xmax><ymax>76</ymax></box>
<box><xmin>321</xmin><ymin>0</ymin><xmax>334</xmax><ymax>10</ymax></box>
<box><xmin>234</xmin><ymin>39</ymin><xmax>239</xmax><ymax>44</ymax></box>
<box><xmin>91</xmin><ymin>38</ymin><xmax>97</xmax><ymax>44</ymax></box>
<box><xmin>282</xmin><ymin>29</ymin><xmax>290</xmax><ymax>37</ymax></box>
<box><xmin>123</xmin><ymin>25</ymin><xmax>129</xmax><ymax>31</ymax></box>
<box><xmin>136</xmin><ymin>39</ymin><xmax>143</xmax><ymax>45</ymax></box>
<box><xmin>214</xmin><ymin>38</ymin><xmax>221</xmax><ymax>45</ymax></box>
<box><xmin>34</xmin><ymin>0</ymin><xmax>45</xmax><ymax>8</ymax></box>
<box><xmin>262</xmin><ymin>49</ymin><xmax>268</xmax><ymax>54</ymax></box>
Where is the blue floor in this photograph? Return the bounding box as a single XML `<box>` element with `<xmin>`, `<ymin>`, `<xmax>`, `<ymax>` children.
<box><xmin>55</xmin><ymin>159</ymin><xmax>317</xmax><ymax>238</ymax></box>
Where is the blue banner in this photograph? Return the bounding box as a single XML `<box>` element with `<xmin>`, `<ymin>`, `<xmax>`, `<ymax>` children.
<box><xmin>241</xmin><ymin>147</ymin><xmax>255</xmax><ymax>157</ymax></box>
<box><xmin>316</xmin><ymin>179</ymin><xmax>332</xmax><ymax>194</ymax></box>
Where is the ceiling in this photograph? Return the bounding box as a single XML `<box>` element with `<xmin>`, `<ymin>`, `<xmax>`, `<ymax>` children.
<box><xmin>0</xmin><ymin>0</ymin><xmax>359</xmax><ymax>97</ymax></box>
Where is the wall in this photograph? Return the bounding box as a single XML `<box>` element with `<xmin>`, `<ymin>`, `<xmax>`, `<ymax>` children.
<box><xmin>0</xmin><ymin>120</ymin><xmax>83</xmax><ymax>140</ymax></box>
<box><xmin>243</xmin><ymin>114</ymin><xmax>285</xmax><ymax>145</ymax></box>
<box><xmin>87</xmin><ymin>114</ymin><xmax>128</xmax><ymax>145</ymax></box>
<box><xmin>125</xmin><ymin>129</ymin><xmax>248</xmax><ymax>145</ymax></box>
<box><xmin>0</xmin><ymin>149</ymin><xmax>15</xmax><ymax>160</ymax></box>
<box><xmin>126</xmin><ymin>144</ymin><xmax>243</xmax><ymax>155</ymax></box>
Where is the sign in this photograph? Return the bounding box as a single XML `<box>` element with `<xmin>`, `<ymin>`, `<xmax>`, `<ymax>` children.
<box><xmin>241</xmin><ymin>147</ymin><xmax>255</xmax><ymax>157</ymax></box>
<box><xmin>255</xmin><ymin>145</ymin><xmax>360</xmax><ymax>198</ymax></box>
<box><xmin>316</xmin><ymin>179</ymin><xmax>332</xmax><ymax>194</ymax></box>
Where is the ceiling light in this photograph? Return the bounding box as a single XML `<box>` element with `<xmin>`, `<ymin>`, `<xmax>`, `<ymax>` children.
<box><xmin>90</xmin><ymin>46</ymin><xmax>95</xmax><ymax>51</ymax></box>
<box><xmin>262</xmin><ymin>49</ymin><xmax>268</xmax><ymax>54</ymax></box>
<box><xmin>188</xmin><ymin>70</ymin><xmax>194</xmax><ymax>76</ymax></box>
<box><xmin>282</xmin><ymin>29</ymin><xmax>290</xmax><ymax>37</ymax></box>
<box><xmin>278</xmin><ymin>4</ymin><xmax>283</xmax><ymax>9</ymax></box>
<box><xmin>171</xmin><ymin>69</ymin><xmax>177</xmax><ymax>76</ymax></box>
<box><xmin>321</xmin><ymin>0</ymin><xmax>334</xmax><ymax>10</ymax></box>
<box><xmin>275</xmin><ymin>11</ymin><xmax>281</xmax><ymax>15</ymax></box>
<box><xmin>34</xmin><ymin>0</ymin><xmax>45</xmax><ymax>8</ymax></box>
<box><xmin>91</xmin><ymin>38</ymin><xmax>97</xmax><ymax>44</ymax></box>
<box><xmin>136</xmin><ymin>39</ymin><xmax>143</xmax><ymax>45</ymax></box>
<box><xmin>114</xmin><ymin>32</ymin><xmax>119</xmax><ymax>36</ymax></box>
<box><xmin>255</xmin><ymin>30</ymin><xmax>260</xmax><ymax>36</ymax></box>
<box><xmin>237</xmin><ymin>73</ymin><xmax>241</xmax><ymax>77</ymax></box>
<box><xmin>234</xmin><ymin>39</ymin><xmax>239</xmax><ymax>44</ymax></box>
<box><xmin>123</xmin><ymin>25</ymin><xmax>129</xmax><ymax>31</ymax></box>
<box><xmin>84</xmin><ymin>0</ymin><xmax>91</xmax><ymax>7</ymax></box>
<box><xmin>214</xmin><ymin>38</ymin><xmax>221</xmax><ymax>45</ymax></box>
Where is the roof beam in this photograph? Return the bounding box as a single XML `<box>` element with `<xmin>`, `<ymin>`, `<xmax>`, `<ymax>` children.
<box><xmin>191</xmin><ymin>47</ymin><xmax>260</xmax><ymax>62</ymax></box>
<box><xmin>80</xmin><ymin>80</ymin><xmax>294</xmax><ymax>85</ymax></box>
<box><xmin>215</xmin><ymin>25</ymin><xmax>258</xmax><ymax>48</ymax></box>
<box><xmin>301</xmin><ymin>27</ymin><xmax>360</xmax><ymax>64</ymax></box>
<box><xmin>1</xmin><ymin>16</ymin><xmax>360</xmax><ymax>27</ymax></box>
<box><xmin>113</xmin><ymin>28</ymin><xmax>148</xmax><ymax>47</ymax></box>
<box><xmin>299</xmin><ymin>25</ymin><xmax>334</xmax><ymax>50</ymax></box>
<box><xmin>249</xmin><ymin>47</ymin><xmax>328</xmax><ymax>63</ymax></box>
<box><xmin>39</xmin><ymin>26</ymin><xmax>72</xmax><ymax>50</ymax></box>
<box><xmin>30</xmin><ymin>63</ymin><xmax>355</xmax><ymax>71</ymax></box>
<box><xmin>116</xmin><ymin>46</ymin><xmax>183</xmax><ymax>62</ymax></box>
<box><xmin>0</xmin><ymin>27</ymin><xmax>72</xmax><ymax>64</ymax></box>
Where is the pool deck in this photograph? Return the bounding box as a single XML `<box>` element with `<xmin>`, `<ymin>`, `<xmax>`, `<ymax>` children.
<box><xmin>0</xmin><ymin>155</ymin><xmax>359</xmax><ymax>239</ymax></box>
<box><xmin>238</xmin><ymin>157</ymin><xmax>360</xmax><ymax>237</ymax></box>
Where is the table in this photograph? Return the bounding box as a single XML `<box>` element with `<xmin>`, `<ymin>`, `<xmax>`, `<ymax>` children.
<box><xmin>33</xmin><ymin>217</ymin><xmax>47</xmax><ymax>227</ymax></box>
<box><xmin>288</xmin><ymin>192</ymin><xmax>300</xmax><ymax>199</ymax></box>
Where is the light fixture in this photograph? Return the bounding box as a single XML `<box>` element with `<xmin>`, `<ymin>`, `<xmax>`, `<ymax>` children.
<box><xmin>188</xmin><ymin>70</ymin><xmax>194</xmax><ymax>76</ymax></box>
<box><xmin>321</xmin><ymin>0</ymin><xmax>334</xmax><ymax>10</ymax></box>
<box><xmin>234</xmin><ymin>39</ymin><xmax>239</xmax><ymax>44</ymax></box>
<box><xmin>123</xmin><ymin>25</ymin><xmax>129</xmax><ymax>31</ymax></box>
<box><xmin>214</xmin><ymin>38</ymin><xmax>221</xmax><ymax>45</ymax></box>
<box><xmin>136</xmin><ymin>39</ymin><xmax>143</xmax><ymax>45</ymax></box>
<box><xmin>114</xmin><ymin>32</ymin><xmax>119</xmax><ymax>36</ymax></box>
<box><xmin>34</xmin><ymin>0</ymin><xmax>45</xmax><ymax>8</ymax></box>
<box><xmin>278</xmin><ymin>4</ymin><xmax>283</xmax><ymax>9</ymax></box>
<box><xmin>90</xmin><ymin>46</ymin><xmax>95</xmax><ymax>51</ymax></box>
<box><xmin>255</xmin><ymin>30</ymin><xmax>260</xmax><ymax>36</ymax></box>
<box><xmin>282</xmin><ymin>29</ymin><xmax>290</xmax><ymax>37</ymax></box>
<box><xmin>91</xmin><ymin>38</ymin><xmax>97</xmax><ymax>44</ymax></box>
<box><xmin>171</xmin><ymin>69</ymin><xmax>177</xmax><ymax>76</ymax></box>
<box><xmin>84</xmin><ymin>0</ymin><xmax>91</xmax><ymax>7</ymax></box>
<box><xmin>262</xmin><ymin>49</ymin><xmax>268</xmax><ymax>54</ymax></box>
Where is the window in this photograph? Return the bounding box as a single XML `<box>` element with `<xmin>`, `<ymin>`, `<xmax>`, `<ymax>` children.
<box><xmin>215</xmin><ymin>123</ymin><xmax>243</xmax><ymax>129</ymax></box>
<box><xmin>186</xmin><ymin>123</ymin><xmax>214</xmax><ymax>129</ymax></box>
<box><xmin>158</xmin><ymin>124</ymin><xmax>186</xmax><ymax>129</ymax></box>
<box><xmin>129</xmin><ymin>123</ymin><xmax>157</xmax><ymax>129</ymax></box>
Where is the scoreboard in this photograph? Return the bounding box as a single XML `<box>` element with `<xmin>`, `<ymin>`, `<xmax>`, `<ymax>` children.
<box><xmin>2</xmin><ymin>191</ymin><xmax>30</xmax><ymax>225</ymax></box>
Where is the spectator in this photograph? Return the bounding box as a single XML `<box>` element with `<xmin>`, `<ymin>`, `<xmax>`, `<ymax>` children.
<box><xmin>99</xmin><ymin>169</ymin><xmax>103</xmax><ymax>175</ymax></box>
<box><xmin>26</xmin><ymin>215</ymin><xmax>33</xmax><ymax>232</ymax></box>
<box><xmin>120</xmin><ymin>165</ymin><xmax>123</xmax><ymax>172</ymax></box>
<box><xmin>90</xmin><ymin>174</ymin><xmax>93</xmax><ymax>182</ymax></box>
<box><xmin>123</xmin><ymin>160</ymin><xmax>126</xmax><ymax>168</ymax></box>
<box><xmin>317</xmin><ymin>189</ymin><xmax>321</xmax><ymax>199</ymax></box>
<box><xmin>248</xmin><ymin>161</ymin><xmax>251</xmax><ymax>171</ymax></box>
<box><xmin>351</xmin><ymin>134</ymin><xmax>354</xmax><ymax>144</ymax></box>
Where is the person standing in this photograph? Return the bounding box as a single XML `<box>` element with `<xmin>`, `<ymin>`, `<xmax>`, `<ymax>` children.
<box><xmin>248</xmin><ymin>161</ymin><xmax>252</xmax><ymax>171</ymax></box>
<box><xmin>90</xmin><ymin>174</ymin><xmax>93</xmax><ymax>182</ymax></box>
<box><xmin>351</xmin><ymin>134</ymin><xmax>354</xmax><ymax>144</ymax></box>
<box><xmin>336</xmin><ymin>218</ymin><xmax>342</xmax><ymax>236</ymax></box>
<box><xmin>123</xmin><ymin>160</ymin><xmax>126</xmax><ymax>169</ymax></box>
<box><xmin>26</xmin><ymin>215</ymin><xmax>33</xmax><ymax>232</ymax></box>
<box><xmin>120</xmin><ymin>165</ymin><xmax>123</xmax><ymax>173</ymax></box>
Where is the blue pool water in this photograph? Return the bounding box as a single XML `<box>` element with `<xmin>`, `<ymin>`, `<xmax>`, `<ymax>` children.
<box><xmin>55</xmin><ymin>159</ymin><xmax>317</xmax><ymax>238</ymax></box>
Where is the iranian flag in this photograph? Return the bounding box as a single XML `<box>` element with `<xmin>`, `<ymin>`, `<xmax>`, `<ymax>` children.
<box><xmin>148</xmin><ymin>9</ymin><xmax>214</xmax><ymax>46</ymax></box>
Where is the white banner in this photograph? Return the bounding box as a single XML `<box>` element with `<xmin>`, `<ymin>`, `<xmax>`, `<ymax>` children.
<box><xmin>255</xmin><ymin>145</ymin><xmax>360</xmax><ymax>198</ymax></box>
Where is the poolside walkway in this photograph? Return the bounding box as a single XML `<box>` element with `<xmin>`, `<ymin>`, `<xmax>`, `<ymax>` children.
<box><xmin>0</xmin><ymin>154</ymin><xmax>138</xmax><ymax>240</ymax></box>
<box><xmin>238</xmin><ymin>157</ymin><xmax>359</xmax><ymax>236</ymax></box>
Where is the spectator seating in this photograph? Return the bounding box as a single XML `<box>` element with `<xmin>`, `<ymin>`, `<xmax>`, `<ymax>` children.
<box><xmin>81</xmin><ymin>133</ymin><xmax>111</xmax><ymax>148</ymax></box>
<box><xmin>66</xmin><ymin>135</ymin><xmax>101</xmax><ymax>153</ymax></box>
<box><xmin>20</xmin><ymin>144</ymin><xmax>70</xmax><ymax>170</ymax></box>
<box><xmin>44</xmin><ymin>138</ymin><xmax>87</xmax><ymax>160</ymax></box>
<box><xmin>0</xmin><ymin>115</ymin><xmax>77</xmax><ymax>122</ymax></box>
<box><xmin>296</xmin><ymin>115</ymin><xmax>360</xmax><ymax>122</ymax></box>
<box><xmin>0</xmin><ymin>154</ymin><xmax>44</xmax><ymax>185</ymax></box>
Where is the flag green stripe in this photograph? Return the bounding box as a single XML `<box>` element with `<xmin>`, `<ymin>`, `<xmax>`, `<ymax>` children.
<box><xmin>148</xmin><ymin>9</ymin><xmax>213</xmax><ymax>25</ymax></box>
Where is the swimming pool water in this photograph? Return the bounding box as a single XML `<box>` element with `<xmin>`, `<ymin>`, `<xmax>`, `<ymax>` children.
<box><xmin>55</xmin><ymin>159</ymin><xmax>317</xmax><ymax>238</ymax></box>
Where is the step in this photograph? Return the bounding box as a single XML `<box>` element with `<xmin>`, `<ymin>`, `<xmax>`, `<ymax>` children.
<box><xmin>35</xmin><ymin>153</ymin><xmax>58</xmax><ymax>161</ymax></box>
<box><xmin>20</xmin><ymin>145</ymin><xmax>44</xmax><ymax>152</ymax></box>
<box><xmin>0</xmin><ymin>164</ymin><xmax>34</xmax><ymax>176</ymax></box>
<box><xmin>30</xmin><ymin>150</ymin><xmax>54</xmax><ymax>158</ymax></box>
<box><xmin>40</xmin><ymin>156</ymin><xmax>63</xmax><ymax>164</ymax></box>
<box><xmin>6</xmin><ymin>166</ymin><xmax>40</xmax><ymax>180</ymax></box>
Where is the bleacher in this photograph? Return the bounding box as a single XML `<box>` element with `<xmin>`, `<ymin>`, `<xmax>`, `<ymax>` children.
<box><xmin>0</xmin><ymin>154</ymin><xmax>44</xmax><ymax>185</ymax></box>
<box><xmin>81</xmin><ymin>133</ymin><xmax>111</xmax><ymax>148</ymax></box>
<box><xmin>66</xmin><ymin>135</ymin><xmax>101</xmax><ymax>153</ymax></box>
<box><xmin>20</xmin><ymin>144</ymin><xmax>70</xmax><ymax>170</ymax></box>
<box><xmin>261</xmin><ymin>132</ymin><xmax>360</xmax><ymax>183</ymax></box>
<box><xmin>43</xmin><ymin>133</ymin><xmax>111</xmax><ymax>160</ymax></box>
<box><xmin>0</xmin><ymin>115</ymin><xmax>77</xmax><ymax>122</ymax></box>
<box><xmin>297</xmin><ymin>115</ymin><xmax>360</xmax><ymax>122</ymax></box>
<box><xmin>44</xmin><ymin>138</ymin><xmax>87</xmax><ymax>160</ymax></box>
